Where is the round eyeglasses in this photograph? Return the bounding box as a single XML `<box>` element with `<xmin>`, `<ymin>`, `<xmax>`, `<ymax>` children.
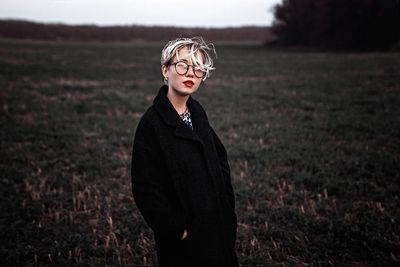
<box><xmin>170</xmin><ymin>61</ymin><xmax>206</xmax><ymax>78</ymax></box>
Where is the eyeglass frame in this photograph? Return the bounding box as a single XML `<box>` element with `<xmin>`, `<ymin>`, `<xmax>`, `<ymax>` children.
<box><xmin>168</xmin><ymin>61</ymin><xmax>206</xmax><ymax>78</ymax></box>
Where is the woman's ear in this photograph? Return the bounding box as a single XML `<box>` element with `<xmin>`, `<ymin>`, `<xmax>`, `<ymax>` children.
<box><xmin>162</xmin><ymin>65</ymin><xmax>169</xmax><ymax>84</ymax></box>
<box><xmin>161</xmin><ymin>64</ymin><xmax>168</xmax><ymax>79</ymax></box>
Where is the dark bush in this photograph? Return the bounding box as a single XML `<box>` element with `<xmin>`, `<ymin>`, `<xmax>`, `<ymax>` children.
<box><xmin>271</xmin><ymin>0</ymin><xmax>400</xmax><ymax>50</ymax></box>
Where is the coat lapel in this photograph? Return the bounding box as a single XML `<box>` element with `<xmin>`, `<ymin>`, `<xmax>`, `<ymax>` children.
<box><xmin>153</xmin><ymin>85</ymin><xmax>210</xmax><ymax>145</ymax></box>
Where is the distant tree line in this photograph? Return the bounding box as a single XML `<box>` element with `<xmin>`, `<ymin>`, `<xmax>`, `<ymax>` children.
<box><xmin>271</xmin><ymin>0</ymin><xmax>400</xmax><ymax>50</ymax></box>
<box><xmin>0</xmin><ymin>20</ymin><xmax>272</xmax><ymax>42</ymax></box>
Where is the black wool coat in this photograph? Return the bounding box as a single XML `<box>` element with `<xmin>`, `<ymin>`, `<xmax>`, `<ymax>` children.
<box><xmin>131</xmin><ymin>85</ymin><xmax>238</xmax><ymax>266</ymax></box>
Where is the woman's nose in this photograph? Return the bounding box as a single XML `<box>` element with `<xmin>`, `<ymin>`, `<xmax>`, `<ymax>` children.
<box><xmin>186</xmin><ymin>66</ymin><xmax>195</xmax><ymax>77</ymax></box>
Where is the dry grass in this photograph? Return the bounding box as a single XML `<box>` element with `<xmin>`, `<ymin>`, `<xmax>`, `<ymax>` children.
<box><xmin>1</xmin><ymin>40</ymin><xmax>399</xmax><ymax>266</ymax></box>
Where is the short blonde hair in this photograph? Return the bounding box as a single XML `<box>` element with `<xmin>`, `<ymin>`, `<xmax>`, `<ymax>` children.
<box><xmin>161</xmin><ymin>36</ymin><xmax>216</xmax><ymax>81</ymax></box>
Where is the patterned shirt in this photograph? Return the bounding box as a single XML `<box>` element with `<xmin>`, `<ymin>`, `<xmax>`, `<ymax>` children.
<box><xmin>180</xmin><ymin>108</ymin><xmax>193</xmax><ymax>130</ymax></box>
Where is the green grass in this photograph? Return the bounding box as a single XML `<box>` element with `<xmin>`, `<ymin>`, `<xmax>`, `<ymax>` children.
<box><xmin>1</xmin><ymin>39</ymin><xmax>399</xmax><ymax>266</ymax></box>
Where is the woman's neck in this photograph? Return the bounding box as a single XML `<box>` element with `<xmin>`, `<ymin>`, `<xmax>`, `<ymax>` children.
<box><xmin>166</xmin><ymin>87</ymin><xmax>189</xmax><ymax>115</ymax></box>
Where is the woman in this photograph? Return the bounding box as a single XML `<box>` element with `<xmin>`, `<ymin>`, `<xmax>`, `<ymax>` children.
<box><xmin>131</xmin><ymin>37</ymin><xmax>238</xmax><ymax>266</ymax></box>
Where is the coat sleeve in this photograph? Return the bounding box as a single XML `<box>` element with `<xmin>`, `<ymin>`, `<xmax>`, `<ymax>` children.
<box><xmin>210</xmin><ymin>126</ymin><xmax>236</xmax><ymax>210</ymax></box>
<box><xmin>131</xmin><ymin>117</ymin><xmax>186</xmax><ymax>241</ymax></box>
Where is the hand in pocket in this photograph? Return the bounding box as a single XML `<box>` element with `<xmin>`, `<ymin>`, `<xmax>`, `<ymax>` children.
<box><xmin>181</xmin><ymin>229</ymin><xmax>188</xmax><ymax>240</ymax></box>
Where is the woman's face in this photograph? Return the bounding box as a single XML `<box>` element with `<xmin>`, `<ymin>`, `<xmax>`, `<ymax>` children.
<box><xmin>162</xmin><ymin>47</ymin><xmax>204</xmax><ymax>97</ymax></box>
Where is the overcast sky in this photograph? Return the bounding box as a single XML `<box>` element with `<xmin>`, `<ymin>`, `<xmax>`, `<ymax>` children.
<box><xmin>0</xmin><ymin>0</ymin><xmax>282</xmax><ymax>28</ymax></box>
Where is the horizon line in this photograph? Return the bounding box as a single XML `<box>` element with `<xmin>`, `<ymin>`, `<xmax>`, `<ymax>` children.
<box><xmin>0</xmin><ymin>18</ymin><xmax>273</xmax><ymax>29</ymax></box>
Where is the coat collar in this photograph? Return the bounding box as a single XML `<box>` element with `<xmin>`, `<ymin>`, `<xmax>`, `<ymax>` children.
<box><xmin>153</xmin><ymin>85</ymin><xmax>210</xmax><ymax>144</ymax></box>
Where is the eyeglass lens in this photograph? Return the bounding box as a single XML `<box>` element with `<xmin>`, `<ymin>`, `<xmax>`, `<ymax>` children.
<box><xmin>175</xmin><ymin>62</ymin><xmax>205</xmax><ymax>78</ymax></box>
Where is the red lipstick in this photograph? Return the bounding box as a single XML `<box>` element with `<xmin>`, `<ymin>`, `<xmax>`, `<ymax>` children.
<box><xmin>183</xmin><ymin>80</ymin><xmax>194</xmax><ymax>88</ymax></box>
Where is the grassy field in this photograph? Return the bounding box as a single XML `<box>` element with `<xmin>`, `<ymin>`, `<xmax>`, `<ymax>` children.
<box><xmin>1</xmin><ymin>39</ymin><xmax>399</xmax><ymax>266</ymax></box>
